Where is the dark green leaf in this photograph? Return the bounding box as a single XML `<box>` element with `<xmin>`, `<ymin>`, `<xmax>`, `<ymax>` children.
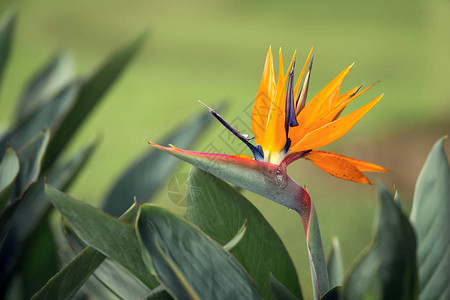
<box><xmin>21</xmin><ymin>218</ymin><xmax>58</xmax><ymax>299</ymax></box>
<box><xmin>15</xmin><ymin>53</ymin><xmax>74</xmax><ymax>125</ymax></box>
<box><xmin>43</xmin><ymin>33</ymin><xmax>146</xmax><ymax>170</ymax></box>
<box><xmin>321</xmin><ymin>286</ymin><xmax>342</xmax><ymax>300</ymax></box>
<box><xmin>0</xmin><ymin>148</ymin><xmax>19</xmax><ymax>210</ymax></box>
<box><xmin>147</xmin><ymin>286</ymin><xmax>173</xmax><ymax>300</ymax></box>
<box><xmin>137</xmin><ymin>205</ymin><xmax>262</xmax><ymax>300</ymax></box>
<box><xmin>0</xmin><ymin>12</ymin><xmax>15</xmax><ymax>90</ymax></box>
<box><xmin>410</xmin><ymin>137</ymin><xmax>450</xmax><ymax>300</ymax></box>
<box><xmin>0</xmin><ymin>83</ymin><xmax>79</xmax><ymax>157</ymax></box>
<box><xmin>327</xmin><ymin>237</ymin><xmax>344</xmax><ymax>289</ymax></box>
<box><xmin>33</xmin><ymin>246</ymin><xmax>104</xmax><ymax>300</ymax></box>
<box><xmin>15</xmin><ymin>129</ymin><xmax>50</xmax><ymax>197</ymax></box>
<box><xmin>187</xmin><ymin>167</ymin><xmax>302</xmax><ymax>299</ymax></box>
<box><xmin>86</xmin><ymin>258</ymin><xmax>152</xmax><ymax>299</ymax></box>
<box><xmin>343</xmin><ymin>185</ymin><xmax>418</xmax><ymax>300</ymax></box>
<box><xmin>45</xmin><ymin>185</ymin><xmax>159</xmax><ymax>289</ymax></box>
<box><xmin>0</xmin><ymin>139</ymin><xmax>97</xmax><ymax>281</ymax></box>
<box><xmin>0</xmin><ymin>129</ymin><xmax>49</xmax><ymax>242</ymax></box>
<box><xmin>32</xmin><ymin>202</ymin><xmax>139</xmax><ymax>300</ymax></box>
<box><xmin>103</xmin><ymin>106</ymin><xmax>220</xmax><ymax>216</ymax></box>
<box><xmin>268</xmin><ymin>274</ymin><xmax>300</xmax><ymax>300</ymax></box>
<box><xmin>0</xmin><ymin>196</ymin><xmax>21</xmax><ymax>242</ymax></box>
<box><xmin>0</xmin><ymin>130</ymin><xmax>50</xmax><ymax>290</ymax></box>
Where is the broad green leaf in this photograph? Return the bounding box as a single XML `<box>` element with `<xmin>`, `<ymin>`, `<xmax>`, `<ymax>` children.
<box><xmin>0</xmin><ymin>12</ymin><xmax>15</xmax><ymax>90</ymax></box>
<box><xmin>0</xmin><ymin>148</ymin><xmax>19</xmax><ymax>210</ymax></box>
<box><xmin>32</xmin><ymin>246</ymin><xmax>105</xmax><ymax>300</ymax></box>
<box><xmin>410</xmin><ymin>137</ymin><xmax>450</xmax><ymax>300</ymax></box>
<box><xmin>45</xmin><ymin>185</ymin><xmax>159</xmax><ymax>289</ymax></box>
<box><xmin>103</xmin><ymin>107</ymin><xmax>218</xmax><ymax>216</ymax></box>
<box><xmin>327</xmin><ymin>237</ymin><xmax>344</xmax><ymax>289</ymax></box>
<box><xmin>187</xmin><ymin>167</ymin><xmax>302</xmax><ymax>299</ymax></box>
<box><xmin>43</xmin><ymin>33</ymin><xmax>146</xmax><ymax>171</ymax></box>
<box><xmin>0</xmin><ymin>83</ymin><xmax>79</xmax><ymax>157</ymax></box>
<box><xmin>269</xmin><ymin>274</ymin><xmax>300</xmax><ymax>300</ymax></box>
<box><xmin>137</xmin><ymin>205</ymin><xmax>262</xmax><ymax>300</ymax></box>
<box><xmin>33</xmin><ymin>202</ymin><xmax>139</xmax><ymax>300</ymax></box>
<box><xmin>86</xmin><ymin>258</ymin><xmax>152</xmax><ymax>300</ymax></box>
<box><xmin>15</xmin><ymin>52</ymin><xmax>74</xmax><ymax>125</ymax></box>
<box><xmin>343</xmin><ymin>185</ymin><xmax>418</xmax><ymax>300</ymax></box>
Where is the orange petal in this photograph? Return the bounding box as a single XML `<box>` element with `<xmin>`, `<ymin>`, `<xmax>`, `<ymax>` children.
<box><xmin>290</xmin><ymin>64</ymin><xmax>353</xmax><ymax>143</ymax></box>
<box><xmin>263</xmin><ymin>50</ymin><xmax>295</xmax><ymax>153</ymax></box>
<box><xmin>290</xmin><ymin>94</ymin><xmax>383</xmax><ymax>152</ymax></box>
<box><xmin>327</xmin><ymin>82</ymin><xmax>379</xmax><ymax>121</ymax></box>
<box><xmin>252</xmin><ymin>47</ymin><xmax>276</xmax><ymax>146</ymax></box>
<box><xmin>294</xmin><ymin>47</ymin><xmax>314</xmax><ymax>98</ymax></box>
<box><xmin>304</xmin><ymin>150</ymin><xmax>371</xmax><ymax>184</ymax></box>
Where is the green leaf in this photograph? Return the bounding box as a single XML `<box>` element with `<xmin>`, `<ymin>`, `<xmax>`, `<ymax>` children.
<box><xmin>0</xmin><ymin>129</ymin><xmax>49</xmax><ymax>240</ymax></box>
<box><xmin>0</xmin><ymin>148</ymin><xmax>19</xmax><ymax>210</ymax></box>
<box><xmin>15</xmin><ymin>52</ymin><xmax>74</xmax><ymax>125</ymax></box>
<box><xmin>269</xmin><ymin>274</ymin><xmax>300</xmax><ymax>300</ymax></box>
<box><xmin>45</xmin><ymin>185</ymin><xmax>159</xmax><ymax>289</ymax></box>
<box><xmin>15</xmin><ymin>129</ymin><xmax>50</xmax><ymax>197</ymax></box>
<box><xmin>307</xmin><ymin>205</ymin><xmax>329</xmax><ymax>300</ymax></box>
<box><xmin>103</xmin><ymin>106</ymin><xmax>218</xmax><ymax>216</ymax></box>
<box><xmin>0</xmin><ymin>130</ymin><xmax>50</xmax><ymax>286</ymax></box>
<box><xmin>410</xmin><ymin>137</ymin><xmax>450</xmax><ymax>299</ymax></box>
<box><xmin>343</xmin><ymin>185</ymin><xmax>418</xmax><ymax>300</ymax></box>
<box><xmin>321</xmin><ymin>286</ymin><xmax>342</xmax><ymax>300</ymax></box>
<box><xmin>0</xmin><ymin>139</ymin><xmax>97</xmax><ymax>278</ymax></box>
<box><xmin>43</xmin><ymin>33</ymin><xmax>146</xmax><ymax>170</ymax></box>
<box><xmin>136</xmin><ymin>205</ymin><xmax>262</xmax><ymax>300</ymax></box>
<box><xmin>0</xmin><ymin>12</ymin><xmax>15</xmax><ymax>90</ymax></box>
<box><xmin>32</xmin><ymin>202</ymin><xmax>139</xmax><ymax>300</ymax></box>
<box><xmin>327</xmin><ymin>237</ymin><xmax>344</xmax><ymax>289</ymax></box>
<box><xmin>21</xmin><ymin>218</ymin><xmax>58</xmax><ymax>299</ymax></box>
<box><xmin>0</xmin><ymin>83</ymin><xmax>79</xmax><ymax>156</ymax></box>
<box><xmin>187</xmin><ymin>167</ymin><xmax>302</xmax><ymax>299</ymax></box>
<box><xmin>32</xmin><ymin>246</ymin><xmax>104</xmax><ymax>300</ymax></box>
<box><xmin>85</xmin><ymin>258</ymin><xmax>152</xmax><ymax>300</ymax></box>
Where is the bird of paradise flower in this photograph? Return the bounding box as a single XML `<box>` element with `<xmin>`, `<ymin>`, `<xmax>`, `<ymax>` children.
<box><xmin>149</xmin><ymin>47</ymin><xmax>387</xmax><ymax>299</ymax></box>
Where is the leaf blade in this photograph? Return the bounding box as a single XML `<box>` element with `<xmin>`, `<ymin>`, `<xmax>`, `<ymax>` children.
<box><xmin>137</xmin><ymin>205</ymin><xmax>262</xmax><ymax>300</ymax></box>
<box><xmin>187</xmin><ymin>167</ymin><xmax>302</xmax><ymax>299</ymax></box>
<box><xmin>45</xmin><ymin>185</ymin><xmax>159</xmax><ymax>289</ymax></box>
<box><xmin>343</xmin><ymin>185</ymin><xmax>418</xmax><ymax>300</ymax></box>
<box><xmin>0</xmin><ymin>148</ymin><xmax>19</xmax><ymax>210</ymax></box>
<box><xmin>410</xmin><ymin>137</ymin><xmax>450</xmax><ymax>300</ymax></box>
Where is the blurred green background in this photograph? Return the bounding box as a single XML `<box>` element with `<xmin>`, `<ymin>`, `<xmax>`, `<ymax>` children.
<box><xmin>1</xmin><ymin>0</ymin><xmax>449</xmax><ymax>297</ymax></box>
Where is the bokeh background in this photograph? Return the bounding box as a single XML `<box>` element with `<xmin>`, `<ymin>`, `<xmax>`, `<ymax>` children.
<box><xmin>1</xmin><ymin>0</ymin><xmax>449</xmax><ymax>297</ymax></box>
